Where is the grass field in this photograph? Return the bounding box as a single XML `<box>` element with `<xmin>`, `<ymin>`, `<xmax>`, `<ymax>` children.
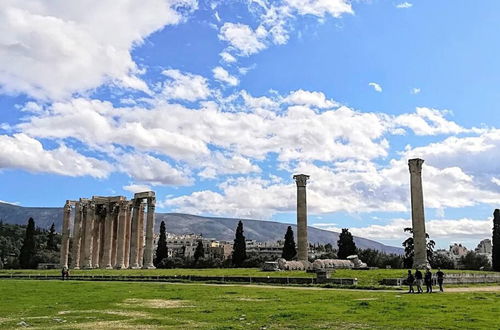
<box><xmin>0</xmin><ymin>268</ymin><xmax>496</xmax><ymax>287</ymax></box>
<box><xmin>0</xmin><ymin>280</ymin><xmax>499</xmax><ymax>329</ymax></box>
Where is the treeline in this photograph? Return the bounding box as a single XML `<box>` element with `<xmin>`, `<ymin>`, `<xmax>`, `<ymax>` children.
<box><xmin>0</xmin><ymin>218</ymin><xmax>60</xmax><ymax>269</ymax></box>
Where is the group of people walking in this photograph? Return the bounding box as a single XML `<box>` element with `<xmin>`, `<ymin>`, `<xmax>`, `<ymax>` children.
<box><xmin>407</xmin><ymin>268</ymin><xmax>444</xmax><ymax>293</ymax></box>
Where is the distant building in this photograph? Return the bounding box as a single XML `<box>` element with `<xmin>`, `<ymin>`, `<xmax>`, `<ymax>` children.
<box><xmin>475</xmin><ymin>239</ymin><xmax>492</xmax><ymax>263</ymax></box>
<box><xmin>246</xmin><ymin>240</ymin><xmax>283</xmax><ymax>258</ymax></box>
<box><xmin>165</xmin><ymin>233</ymin><xmax>228</xmax><ymax>260</ymax></box>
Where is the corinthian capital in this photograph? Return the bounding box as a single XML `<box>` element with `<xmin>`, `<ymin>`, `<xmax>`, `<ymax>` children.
<box><xmin>293</xmin><ymin>174</ymin><xmax>310</xmax><ymax>187</ymax></box>
<box><xmin>408</xmin><ymin>158</ymin><xmax>424</xmax><ymax>174</ymax></box>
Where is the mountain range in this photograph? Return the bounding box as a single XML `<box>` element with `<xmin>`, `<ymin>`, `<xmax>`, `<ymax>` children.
<box><xmin>0</xmin><ymin>202</ymin><xmax>403</xmax><ymax>255</ymax></box>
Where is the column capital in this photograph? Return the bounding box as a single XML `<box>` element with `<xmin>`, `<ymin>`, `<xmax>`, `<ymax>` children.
<box><xmin>408</xmin><ymin>158</ymin><xmax>425</xmax><ymax>174</ymax></box>
<box><xmin>293</xmin><ymin>174</ymin><xmax>310</xmax><ymax>187</ymax></box>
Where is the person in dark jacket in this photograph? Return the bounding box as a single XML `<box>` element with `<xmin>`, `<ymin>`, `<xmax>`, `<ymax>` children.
<box><xmin>436</xmin><ymin>268</ymin><xmax>445</xmax><ymax>292</ymax></box>
<box><xmin>406</xmin><ymin>270</ymin><xmax>415</xmax><ymax>293</ymax></box>
<box><xmin>424</xmin><ymin>268</ymin><xmax>433</xmax><ymax>293</ymax></box>
<box><xmin>414</xmin><ymin>268</ymin><xmax>423</xmax><ymax>293</ymax></box>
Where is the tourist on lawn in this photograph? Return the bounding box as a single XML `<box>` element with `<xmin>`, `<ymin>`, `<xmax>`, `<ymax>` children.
<box><xmin>436</xmin><ymin>268</ymin><xmax>445</xmax><ymax>292</ymax></box>
<box><xmin>406</xmin><ymin>270</ymin><xmax>415</xmax><ymax>293</ymax></box>
<box><xmin>414</xmin><ymin>268</ymin><xmax>423</xmax><ymax>293</ymax></box>
<box><xmin>424</xmin><ymin>268</ymin><xmax>433</xmax><ymax>293</ymax></box>
<box><xmin>61</xmin><ymin>267</ymin><xmax>69</xmax><ymax>281</ymax></box>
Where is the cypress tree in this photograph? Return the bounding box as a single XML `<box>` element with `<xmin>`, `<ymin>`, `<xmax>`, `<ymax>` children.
<box><xmin>281</xmin><ymin>226</ymin><xmax>297</xmax><ymax>260</ymax></box>
<box><xmin>46</xmin><ymin>222</ymin><xmax>57</xmax><ymax>251</ymax></box>
<box><xmin>154</xmin><ymin>221</ymin><xmax>168</xmax><ymax>267</ymax></box>
<box><xmin>19</xmin><ymin>217</ymin><xmax>37</xmax><ymax>269</ymax></box>
<box><xmin>194</xmin><ymin>240</ymin><xmax>205</xmax><ymax>262</ymax></box>
<box><xmin>337</xmin><ymin>228</ymin><xmax>357</xmax><ymax>259</ymax></box>
<box><xmin>493</xmin><ymin>209</ymin><xmax>500</xmax><ymax>272</ymax></box>
<box><xmin>232</xmin><ymin>221</ymin><xmax>246</xmax><ymax>266</ymax></box>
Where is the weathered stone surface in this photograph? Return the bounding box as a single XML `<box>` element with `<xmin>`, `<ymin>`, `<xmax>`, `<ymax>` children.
<box><xmin>293</xmin><ymin>174</ymin><xmax>310</xmax><ymax>262</ymax></box>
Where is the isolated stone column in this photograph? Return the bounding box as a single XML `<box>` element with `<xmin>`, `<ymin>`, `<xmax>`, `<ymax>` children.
<box><xmin>124</xmin><ymin>203</ymin><xmax>132</xmax><ymax>269</ymax></box>
<box><xmin>293</xmin><ymin>174</ymin><xmax>310</xmax><ymax>261</ymax></box>
<box><xmin>82</xmin><ymin>202</ymin><xmax>96</xmax><ymax>269</ymax></box>
<box><xmin>101</xmin><ymin>205</ymin><xmax>114</xmax><ymax>269</ymax></box>
<box><xmin>142</xmin><ymin>197</ymin><xmax>156</xmax><ymax>269</ymax></box>
<box><xmin>60</xmin><ymin>201</ymin><xmax>71</xmax><ymax>269</ymax></box>
<box><xmin>78</xmin><ymin>203</ymin><xmax>88</xmax><ymax>268</ymax></box>
<box><xmin>70</xmin><ymin>202</ymin><xmax>82</xmax><ymax>269</ymax></box>
<box><xmin>114</xmin><ymin>202</ymin><xmax>127</xmax><ymax>269</ymax></box>
<box><xmin>138</xmin><ymin>203</ymin><xmax>145</xmax><ymax>267</ymax></box>
<box><xmin>408</xmin><ymin>158</ymin><xmax>429</xmax><ymax>269</ymax></box>
<box><xmin>111</xmin><ymin>206</ymin><xmax>118</xmax><ymax>267</ymax></box>
<box><xmin>128</xmin><ymin>200</ymin><xmax>140</xmax><ymax>269</ymax></box>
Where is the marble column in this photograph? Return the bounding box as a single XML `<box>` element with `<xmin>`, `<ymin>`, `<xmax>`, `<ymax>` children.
<box><xmin>101</xmin><ymin>205</ymin><xmax>114</xmax><ymax>269</ymax></box>
<box><xmin>114</xmin><ymin>201</ymin><xmax>127</xmax><ymax>269</ymax></box>
<box><xmin>128</xmin><ymin>200</ymin><xmax>140</xmax><ymax>269</ymax></box>
<box><xmin>408</xmin><ymin>158</ymin><xmax>429</xmax><ymax>269</ymax></box>
<box><xmin>138</xmin><ymin>203</ymin><xmax>145</xmax><ymax>268</ymax></box>
<box><xmin>98</xmin><ymin>213</ymin><xmax>105</xmax><ymax>266</ymax></box>
<box><xmin>78</xmin><ymin>203</ymin><xmax>88</xmax><ymax>268</ymax></box>
<box><xmin>111</xmin><ymin>205</ymin><xmax>118</xmax><ymax>267</ymax></box>
<box><xmin>124</xmin><ymin>203</ymin><xmax>132</xmax><ymax>269</ymax></box>
<box><xmin>293</xmin><ymin>174</ymin><xmax>310</xmax><ymax>261</ymax></box>
<box><xmin>70</xmin><ymin>202</ymin><xmax>82</xmax><ymax>269</ymax></box>
<box><xmin>142</xmin><ymin>197</ymin><xmax>156</xmax><ymax>269</ymax></box>
<box><xmin>91</xmin><ymin>211</ymin><xmax>101</xmax><ymax>268</ymax></box>
<box><xmin>82</xmin><ymin>202</ymin><xmax>96</xmax><ymax>269</ymax></box>
<box><xmin>60</xmin><ymin>201</ymin><xmax>71</xmax><ymax>269</ymax></box>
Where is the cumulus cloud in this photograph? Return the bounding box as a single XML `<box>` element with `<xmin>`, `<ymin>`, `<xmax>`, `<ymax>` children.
<box><xmin>218</xmin><ymin>23</ymin><xmax>267</xmax><ymax>56</ymax></box>
<box><xmin>123</xmin><ymin>184</ymin><xmax>152</xmax><ymax>194</ymax></box>
<box><xmin>284</xmin><ymin>0</ymin><xmax>353</xmax><ymax>17</ymax></box>
<box><xmin>220</xmin><ymin>51</ymin><xmax>237</xmax><ymax>63</ymax></box>
<box><xmin>411</xmin><ymin>87</ymin><xmax>421</xmax><ymax>94</ymax></box>
<box><xmin>0</xmin><ymin>133</ymin><xmax>111</xmax><ymax>178</ymax></box>
<box><xmin>284</xmin><ymin>89</ymin><xmax>338</xmax><ymax>108</ymax></box>
<box><xmin>395</xmin><ymin>107</ymin><xmax>466</xmax><ymax>135</ymax></box>
<box><xmin>0</xmin><ymin>0</ymin><xmax>197</xmax><ymax>100</ymax></box>
<box><xmin>198</xmin><ymin>152</ymin><xmax>261</xmax><ymax>179</ymax></box>
<box><xmin>161</xmin><ymin>69</ymin><xmax>211</xmax><ymax>101</ymax></box>
<box><xmin>368</xmin><ymin>82</ymin><xmax>383</xmax><ymax>92</ymax></box>
<box><xmin>212</xmin><ymin>66</ymin><xmax>239</xmax><ymax>86</ymax></box>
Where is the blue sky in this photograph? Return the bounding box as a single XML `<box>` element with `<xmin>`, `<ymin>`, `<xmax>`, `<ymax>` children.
<box><xmin>0</xmin><ymin>0</ymin><xmax>499</xmax><ymax>249</ymax></box>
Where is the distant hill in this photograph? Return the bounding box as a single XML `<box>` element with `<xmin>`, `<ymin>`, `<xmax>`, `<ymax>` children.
<box><xmin>0</xmin><ymin>202</ymin><xmax>403</xmax><ymax>255</ymax></box>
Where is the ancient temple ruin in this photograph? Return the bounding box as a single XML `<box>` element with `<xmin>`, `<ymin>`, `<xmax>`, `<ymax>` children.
<box><xmin>60</xmin><ymin>191</ymin><xmax>156</xmax><ymax>270</ymax></box>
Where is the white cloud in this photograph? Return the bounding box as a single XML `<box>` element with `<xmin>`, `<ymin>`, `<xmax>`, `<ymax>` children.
<box><xmin>285</xmin><ymin>0</ymin><xmax>353</xmax><ymax>18</ymax></box>
<box><xmin>198</xmin><ymin>152</ymin><xmax>261</xmax><ymax>179</ymax></box>
<box><xmin>395</xmin><ymin>107</ymin><xmax>466</xmax><ymax>135</ymax></box>
<box><xmin>0</xmin><ymin>133</ymin><xmax>111</xmax><ymax>178</ymax></box>
<box><xmin>411</xmin><ymin>87</ymin><xmax>421</xmax><ymax>94</ymax></box>
<box><xmin>118</xmin><ymin>153</ymin><xmax>192</xmax><ymax>186</ymax></box>
<box><xmin>396</xmin><ymin>2</ymin><xmax>413</xmax><ymax>9</ymax></box>
<box><xmin>218</xmin><ymin>23</ymin><xmax>267</xmax><ymax>56</ymax></box>
<box><xmin>220</xmin><ymin>51</ymin><xmax>237</xmax><ymax>63</ymax></box>
<box><xmin>123</xmin><ymin>184</ymin><xmax>152</xmax><ymax>194</ymax></box>
<box><xmin>368</xmin><ymin>82</ymin><xmax>383</xmax><ymax>92</ymax></box>
<box><xmin>161</xmin><ymin>69</ymin><xmax>211</xmax><ymax>101</ymax></box>
<box><xmin>0</xmin><ymin>0</ymin><xmax>197</xmax><ymax>100</ymax></box>
<box><xmin>284</xmin><ymin>89</ymin><xmax>338</xmax><ymax>108</ymax></box>
<box><xmin>212</xmin><ymin>66</ymin><xmax>239</xmax><ymax>86</ymax></box>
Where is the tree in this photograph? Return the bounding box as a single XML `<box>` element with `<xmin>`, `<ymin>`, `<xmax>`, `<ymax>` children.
<box><xmin>154</xmin><ymin>221</ymin><xmax>168</xmax><ymax>267</ymax></box>
<box><xmin>431</xmin><ymin>252</ymin><xmax>455</xmax><ymax>269</ymax></box>
<box><xmin>281</xmin><ymin>226</ymin><xmax>297</xmax><ymax>260</ymax></box>
<box><xmin>493</xmin><ymin>209</ymin><xmax>500</xmax><ymax>272</ymax></box>
<box><xmin>232</xmin><ymin>221</ymin><xmax>246</xmax><ymax>266</ymax></box>
<box><xmin>46</xmin><ymin>223</ymin><xmax>57</xmax><ymax>251</ymax></box>
<box><xmin>19</xmin><ymin>218</ymin><xmax>37</xmax><ymax>269</ymax></box>
<box><xmin>402</xmin><ymin>227</ymin><xmax>435</xmax><ymax>268</ymax></box>
<box><xmin>194</xmin><ymin>240</ymin><xmax>205</xmax><ymax>262</ymax></box>
<box><xmin>460</xmin><ymin>251</ymin><xmax>491</xmax><ymax>270</ymax></box>
<box><xmin>337</xmin><ymin>228</ymin><xmax>357</xmax><ymax>259</ymax></box>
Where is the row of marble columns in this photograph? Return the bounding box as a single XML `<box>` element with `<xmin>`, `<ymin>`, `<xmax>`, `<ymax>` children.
<box><xmin>60</xmin><ymin>196</ymin><xmax>156</xmax><ymax>269</ymax></box>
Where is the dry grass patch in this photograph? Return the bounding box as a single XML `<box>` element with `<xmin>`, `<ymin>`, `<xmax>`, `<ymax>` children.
<box><xmin>119</xmin><ymin>298</ymin><xmax>194</xmax><ymax>309</ymax></box>
<box><xmin>58</xmin><ymin>309</ymin><xmax>151</xmax><ymax>318</ymax></box>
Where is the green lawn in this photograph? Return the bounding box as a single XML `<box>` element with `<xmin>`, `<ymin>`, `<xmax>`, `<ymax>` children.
<box><xmin>0</xmin><ymin>280</ymin><xmax>499</xmax><ymax>329</ymax></box>
<box><xmin>0</xmin><ymin>268</ymin><xmax>496</xmax><ymax>287</ymax></box>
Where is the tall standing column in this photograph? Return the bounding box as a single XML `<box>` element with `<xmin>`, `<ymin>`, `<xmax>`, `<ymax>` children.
<box><xmin>79</xmin><ymin>203</ymin><xmax>88</xmax><ymax>268</ymax></box>
<box><xmin>129</xmin><ymin>200</ymin><xmax>140</xmax><ymax>269</ymax></box>
<box><xmin>142</xmin><ymin>197</ymin><xmax>156</xmax><ymax>269</ymax></box>
<box><xmin>111</xmin><ymin>205</ymin><xmax>119</xmax><ymax>267</ymax></box>
<box><xmin>91</xmin><ymin>211</ymin><xmax>101</xmax><ymax>268</ymax></box>
<box><xmin>82</xmin><ymin>202</ymin><xmax>96</xmax><ymax>269</ymax></box>
<box><xmin>70</xmin><ymin>202</ymin><xmax>82</xmax><ymax>269</ymax></box>
<box><xmin>408</xmin><ymin>158</ymin><xmax>429</xmax><ymax>269</ymax></box>
<box><xmin>60</xmin><ymin>201</ymin><xmax>71</xmax><ymax>269</ymax></box>
<box><xmin>101</xmin><ymin>205</ymin><xmax>114</xmax><ymax>269</ymax></box>
<box><xmin>114</xmin><ymin>201</ymin><xmax>127</xmax><ymax>269</ymax></box>
<box><xmin>138</xmin><ymin>203</ymin><xmax>145</xmax><ymax>267</ymax></box>
<box><xmin>124</xmin><ymin>203</ymin><xmax>132</xmax><ymax>268</ymax></box>
<box><xmin>293</xmin><ymin>174</ymin><xmax>310</xmax><ymax>261</ymax></box>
